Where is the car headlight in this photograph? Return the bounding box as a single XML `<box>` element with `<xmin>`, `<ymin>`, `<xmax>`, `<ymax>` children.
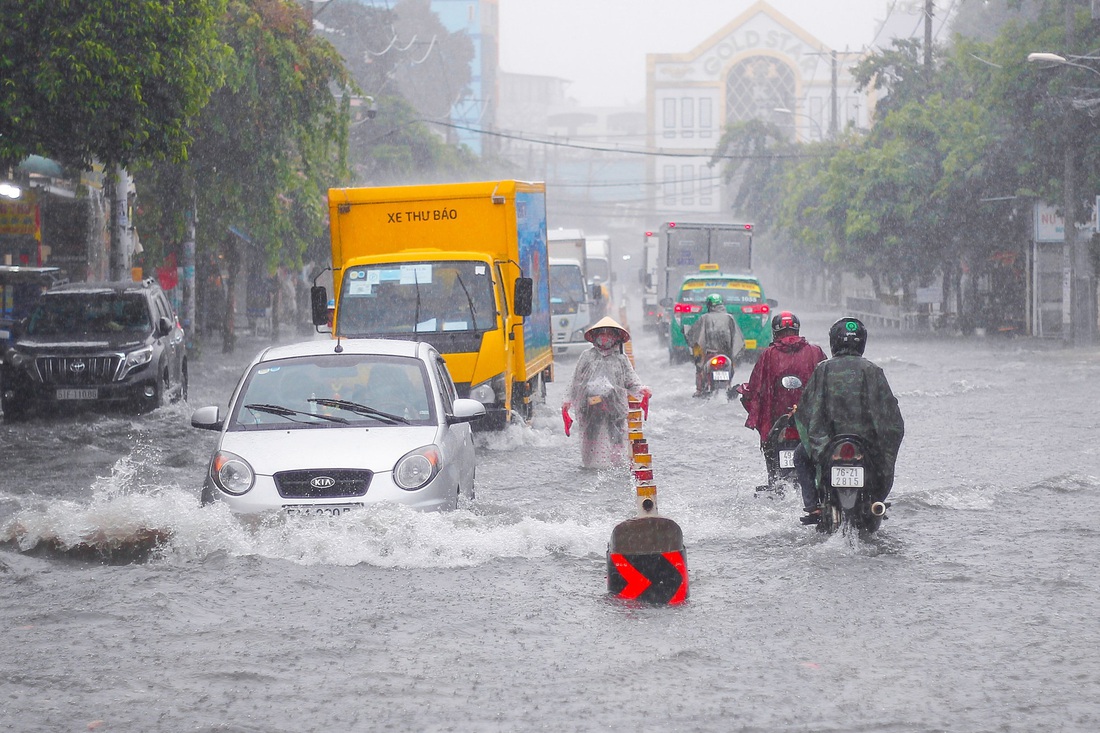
<box><xmin>210</xmin><ymin>450</ymin><xmax>255</xmax><ymax>495</ymax></box>
<box><xmin>125</xmin><ymin>346</ymin><xmax>154</xmax><ymax>371</ymax></box>
<box><xmin>6</xmin><ymin>348</ymin><xmax>28</xmax><ymax>368</ymax></box>
<box><xmin>394</xmin><ymin>445</ymin><xmax>441</xmax><ymax>491</ymax></box>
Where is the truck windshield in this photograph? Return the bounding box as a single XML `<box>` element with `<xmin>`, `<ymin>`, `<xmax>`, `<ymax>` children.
<box><xmin>338</xmin><ymin>261</ymin><xmax>498</xmax><ymax>336</ymax></box>
<box><xmin>549</xmin><ymin>263</ymin><xmax>587</xmax><ymax>315</ymax></box>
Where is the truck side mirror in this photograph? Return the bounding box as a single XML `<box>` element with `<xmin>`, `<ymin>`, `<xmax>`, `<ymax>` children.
<box><xmin>590</xmin><ymin>284</ymin><xmax>603</xmax><ymax>300</ymax></box>
<box><xmin>513</xmin><ymin>278</ymin><xmax>533</xmax><ymax>318</ymax></box>
<box><xmin>659</xmin><ymin>297</ymin><xmax>673</xmax><ymax>308</ymax></box>
<box><xmin>645</xmin><ymin>273</ymin><xmax>653</xmax><ymax>288</ymax></box>
<box><xmin>310</xmin><ymin>286</ymin><xmax>329</xmax><ymax>326</ymax></box>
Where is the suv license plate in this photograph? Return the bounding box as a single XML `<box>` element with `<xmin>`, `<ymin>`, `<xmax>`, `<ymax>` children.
<box><xmin>284</xmin><ymin>503</ymin><xmax>363</xmax><ymax>517</ymax></box>
<box><xmin>779</xmin><ymin>450</ymin><xmax>795</xmax><ymax>469</ymax></box>
<box><xmin>831</xmin><ymin>466</ymin><xmax>864</xmax><ymax>488</ymax></box>
<box><xmin>57</xmin><ymin>388</ymin><xmax>98</xmax><ymax>400</ymax></box>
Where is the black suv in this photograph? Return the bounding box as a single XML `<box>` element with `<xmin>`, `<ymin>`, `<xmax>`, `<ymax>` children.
<box><xmin>1</xmin><ymin>279</ymin><xmax>188</xmax><ymax>420</ymax></box>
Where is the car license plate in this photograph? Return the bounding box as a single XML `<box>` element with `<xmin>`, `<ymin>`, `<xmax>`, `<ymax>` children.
<box><xmin>831</xmin><ymin>466</ymin><xmax>864</xmax><ymax>488</ymax></box>
<box><xmin>284</xmin><ymin>503</ymin><xmax>363</xmax><ymax>517</ymax></box>
<box><xmin>57</xmin><ymin>388</ymin><xmax>98</xmax><ymax>400</ymax></box>
<box><xmin>713</xmin><ymin>370</ymin><xmax>730</xmax><ymax>381</ymax></box>
<box><xmin>779</xmin><ymin>450</ymin><xmax>795</xmax><ymax>469</ymax></box>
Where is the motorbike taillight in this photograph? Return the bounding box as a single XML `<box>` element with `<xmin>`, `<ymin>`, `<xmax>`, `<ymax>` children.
<box><xmin>709</xmin><ymin>354</ymin><xmax>729</xmax><ymax>368</ymax></box>
<box><xmin>835</xmin><ymin>442</ymin><xmax>859</xmax><ymax>461</ymax></box>
<box><xmin>782</xmin><ymin>425</ymin><xmax>800</xmax><ymax>441</ymax></box>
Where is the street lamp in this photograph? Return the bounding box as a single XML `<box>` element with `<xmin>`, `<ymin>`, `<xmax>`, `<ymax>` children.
<box><xmin>772</xmin><ymin>107</ymin><xmax>825</xmax><ymax>141</ymax></box>
<box><xmin>1027</xmin><ymin>50</ymin><xmax>1098</xmax><ymax>344</ymax></box>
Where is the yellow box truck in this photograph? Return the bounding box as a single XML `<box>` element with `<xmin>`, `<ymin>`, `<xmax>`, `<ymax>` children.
<box><xmin>310</xmin><ymin>180</ymin><xmax>553</xmax><ymax>429</ymax></box>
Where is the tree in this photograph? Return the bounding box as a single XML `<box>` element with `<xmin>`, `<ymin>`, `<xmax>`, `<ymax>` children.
<box><xmin>0</xmin><ymin>0</ymin><xmax>228</xmax><ymax>280</ymax></box>
<box><xmin>135</xmin><ymin>0</ymin><xmax>350</xmax><ymax>347</ymax></box>
<box><xmin>0</xmin><ymin>0</ymin><xmax>227</xmax><ymax>169</ymax></box>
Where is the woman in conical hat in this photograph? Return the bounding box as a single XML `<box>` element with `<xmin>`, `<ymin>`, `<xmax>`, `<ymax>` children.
<box><xmin>564</xmin><ymin>316</ymin><xmax>651</xmax><ymax>469</ymax></box>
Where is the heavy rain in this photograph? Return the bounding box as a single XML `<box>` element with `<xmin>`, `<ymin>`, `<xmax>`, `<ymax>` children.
<box><xmin>2</xmin><ymin>1</ymin><xmax>1100</xmax><ymax>731</ymax></box>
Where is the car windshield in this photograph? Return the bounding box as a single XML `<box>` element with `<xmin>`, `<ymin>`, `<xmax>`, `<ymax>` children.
<box><xmin>230</xmin><ymin>354</ymin><xmax>435</xmax><ymax>430</ymax></box>
<box><xmin>336</xmin><ymin>261</ymin><xmax>497</xmax><ymax>336</ymax></box>
<box><xmin>27</xmin><ymin>292</ymin><xmax>151</xmax><ymax>336</ymax></box>
<box><xmin>680</xmin><ymin>281</ymin><xmax>762</xmax><ymax>305</ymax></box>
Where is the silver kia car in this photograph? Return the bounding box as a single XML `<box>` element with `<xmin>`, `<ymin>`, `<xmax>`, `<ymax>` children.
<box><xmin>191</xmin><ymin>339</ymin><xmax>484</xmax><ymax>515</ymax></box>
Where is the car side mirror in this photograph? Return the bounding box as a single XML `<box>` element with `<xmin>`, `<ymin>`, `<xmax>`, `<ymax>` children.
<box><xmin>156</xmin><ymin>316</ymin><xmax>173</xmax><ymax>337</ymax></box>
<box><xmin>310</xmin><ymin>286</ymin><xmax>329</xmax><ymax>326</ymax></box>
<box><xmin>659</xmin><ymin>297</ymin><xmax>673</xmax><ymax>308</ymax></box>
<box><xmin>513</xmin><ymin>277</ymin><xmax>533</xmax><ymax>318</ymax></box>
<box><xmin>448</xmin><ymin>398</ymin><xmax>486</xmax><ymax>424</ymax></box>
<box><xmin>190</xmin><ymin>405</ymin><xmax>223</xmax><ymax>431</ymax></box>
<box><xmin>767</xmin><ymin>298</ymin><xmax>778</xmax><ymax>308</ymax></box>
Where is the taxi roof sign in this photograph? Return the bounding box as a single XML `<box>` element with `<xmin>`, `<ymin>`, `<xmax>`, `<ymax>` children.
<box><xmin>699</xmin><ymin>263</ymin><xmax>720</xmax><ymax>272</ymax></box>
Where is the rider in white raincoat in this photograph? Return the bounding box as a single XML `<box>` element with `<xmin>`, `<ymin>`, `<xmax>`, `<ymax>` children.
<box><xmin>562</xmin><ymin>317</ymin><xmax>651</xmax><ymax>469</ymax></box>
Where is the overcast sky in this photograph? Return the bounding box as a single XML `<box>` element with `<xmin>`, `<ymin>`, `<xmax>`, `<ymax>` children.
<box><xmin>497</xmin><ymin>0</ymin><xmax>909</xmax><ymax>106</ymax></box>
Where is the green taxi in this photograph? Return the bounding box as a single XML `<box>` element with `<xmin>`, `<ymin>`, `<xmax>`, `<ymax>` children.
<box><xmin>662</xmin><ymin>266</ymin><xmax>777</xmax><ymax>363</ymax></box>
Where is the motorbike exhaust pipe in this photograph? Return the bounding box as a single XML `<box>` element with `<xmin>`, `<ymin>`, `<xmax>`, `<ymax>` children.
<box><xmin>870</xmin><ymin>501</ymin><xmax>887</xmax><ymax>517</ymax></box>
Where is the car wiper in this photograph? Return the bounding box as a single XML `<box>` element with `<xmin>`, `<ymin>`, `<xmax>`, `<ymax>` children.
<box><xmin>243</xmin><ymin>403</ymin><xmax>350</xmax><ymax>424</ymax></box>
<box><xmin>454</xmin><ymin>272</ymin><xmax>480</xmax><ymax>331</ymax></box>
<box><xmin>308</xmin><ymin>397</ymin><xmax>410</xmax><ymax>425</ymax></box>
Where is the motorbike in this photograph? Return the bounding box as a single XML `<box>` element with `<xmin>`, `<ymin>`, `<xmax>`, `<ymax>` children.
<box><xmin>803</xmin><ymin>434</ymin><xmax>889</xmax><ymax>534</ymax></box>
<box><xmin>694</xmin><ymin>350</ymin><xmax>734</xmax><ymax>399</ymax></box>
<box><xmin>746</xmin><ymin>375</ymin><xmax>803</xmax><ymax>498</ymax></box>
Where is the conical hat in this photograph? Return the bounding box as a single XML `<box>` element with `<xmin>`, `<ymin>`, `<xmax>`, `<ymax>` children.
<box><xmin>584</xmin><ymin>316</ymin><xmax>629</xmax><ymax>343</ymax></box>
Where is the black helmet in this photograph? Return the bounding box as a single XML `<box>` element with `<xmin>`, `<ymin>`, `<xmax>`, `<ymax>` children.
<box><xmin>771</xmin><ymin>310</ymin><xmax>800</xmax><ymax>336</ymax></box>
<box><xmin>829</xmin><ymin>317</ymin><xmax>867</xmax><ymax>356</ymax></box>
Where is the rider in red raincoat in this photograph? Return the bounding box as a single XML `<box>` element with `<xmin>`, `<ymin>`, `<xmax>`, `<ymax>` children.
<box><xmin>740</xmin><ymin>312</ymin><xmax>826</xmax><ymax>475</ymax></box>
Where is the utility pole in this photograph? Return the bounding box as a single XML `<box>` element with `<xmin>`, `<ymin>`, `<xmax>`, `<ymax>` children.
<box><xmin>830</xmin><ymin>50</ymin><xmax>838</xmax><ymax>138</ymax></box>
<box><xmin>924</xmin><ymin>0</ymin><xmax>934</xmax><ymax>82</ymax></box>
<box><xmin>108</xmin><ymin>165</ymin><xmax>132</xmax><ymax>281</ymax></box>
<box><xmin>1063</xmin><ymin>0</ymin><xmax>1077</xmax><ymax>344</ymax></box>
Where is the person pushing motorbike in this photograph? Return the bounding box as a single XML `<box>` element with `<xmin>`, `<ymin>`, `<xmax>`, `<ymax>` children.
<box><xmin>686</xmin><ymin>293</ymin><xmax>743</xmax><ymax>397</ymax></box>
<box><xmin>739</xmin><ymin>311</ymin><xmax>826</xmax><ymax>482</ymax></box>
<box><xmin>793</xmin><ymin>317</ymin><xmax>904</xmax><ymax>519</ymax></box>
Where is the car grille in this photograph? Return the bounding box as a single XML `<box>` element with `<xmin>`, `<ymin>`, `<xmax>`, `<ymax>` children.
<box><xmin>36</xmin><ymin>355</ymin><xmax>122</xmax><ymax>385</ymax></box>
<box><xmin>274</xmin><ymin>469</ymin><xmax>372</xmax><ymax>499</ymax></box>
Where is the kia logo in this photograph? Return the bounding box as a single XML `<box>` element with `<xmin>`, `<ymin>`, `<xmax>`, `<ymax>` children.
<box><xmin>69</xmin><ymin>360</ymin><xmax>87</xmax><ymax>374</ymax></box>
<box><xmin>310</xmin><ymin>476</ymin><xmax>336</xmax><ymax>489</ymax></box>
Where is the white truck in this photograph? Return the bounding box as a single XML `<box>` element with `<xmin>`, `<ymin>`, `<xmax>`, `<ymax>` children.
<box><xmin>548</xmin><ymin>228</ymin><xmax>598</xmax><ymax>357</ymax></box>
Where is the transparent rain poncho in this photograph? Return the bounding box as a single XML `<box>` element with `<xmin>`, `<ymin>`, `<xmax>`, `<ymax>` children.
<box><xmin>565</xmin><ymin>346</ymin><xmax>647</xmax><ymax>469</ymax></box>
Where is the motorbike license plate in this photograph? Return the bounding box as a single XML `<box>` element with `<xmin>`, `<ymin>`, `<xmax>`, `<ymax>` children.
<box><xmin>831</xmin><ymin>466</ymin><xmax>864</xmax><ymax>488</ymax></box>
<box><xmin>284</xmin><ymin>503</ymin><xmax>362</xmax><ymax>517</ymax></box>
<box><xmin>713</xmin><ymin>371</ymin><xmax>730</xmax><ymax>381</ymax></box>
<box><xmin>57</xmin><ymin>388</ymin><xmax>98</xmax><ymax>400</ymax></box>
<box><xmin>779</xmin><ymin>450</ymin><xmax>795</xmax><ymax>469</ymax></box>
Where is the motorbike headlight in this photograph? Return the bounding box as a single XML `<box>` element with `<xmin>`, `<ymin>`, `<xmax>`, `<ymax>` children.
<box><xmin>211</xmin><ymin>451</ymin><xmax>255</xmax><ymax>495</ymax></box>
<box><xmin>394</xmin><ymin>445</ymin><xmax>441</xmax><ymax>490</ymax></box>
<box><xmin>125</xmin><ymin>346</ymin><xmax>154</xmax><ymax>370</ymax></box>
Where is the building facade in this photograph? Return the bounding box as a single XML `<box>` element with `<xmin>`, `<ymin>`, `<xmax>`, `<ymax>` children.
<box><xmin>646</xmin><ymin>1</ymin><xmax>872</xmax><ymax>217</ymax></box>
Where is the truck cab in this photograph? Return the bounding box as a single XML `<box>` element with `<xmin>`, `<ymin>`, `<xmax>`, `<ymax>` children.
<box><xmin>549</xmin><ymin>257</ymin><xmax>591</xmax><ymax>357</ymax></box>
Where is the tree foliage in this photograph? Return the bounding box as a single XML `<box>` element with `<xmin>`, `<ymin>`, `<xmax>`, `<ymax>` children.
<box><xmin>0</xmin><ymin>0</ymin><xmax>228</xmax><ymax>169</ymax></box>
<box><xmin>136</xmin><ymin>0</ymin><xmax>350</xmax><ymax>271</ymax></box>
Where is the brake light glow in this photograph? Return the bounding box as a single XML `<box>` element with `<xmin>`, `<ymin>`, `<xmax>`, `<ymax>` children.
<box><xmin>674</xmin><ymin>303</ymin><xmax>701</xmax><ymax>314</ymax></box>
<box><xmin>740</xmin><ymin>303</ymin><xmax>771</xmax><ymax>315</ymax></box>
<box><xmin>708</xmin><ymin>354</ymin><xmax>730</xmax><ymax>369</ymax></box>
<box><xmin>783</xmin><ymin>425</ymin><xmax>800</xmax><ymax>441</ymax></box>
<box><xmin>836</xmin><ymin>442</ymin><xmax>858</xmax><ymax>461</ymax></box>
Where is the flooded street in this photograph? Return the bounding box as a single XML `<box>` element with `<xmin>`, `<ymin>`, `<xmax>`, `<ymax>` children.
<box><xmin>3</xmin><ymin>309</ymin><xmax>1100</xmax><ymax>732</ymax></box>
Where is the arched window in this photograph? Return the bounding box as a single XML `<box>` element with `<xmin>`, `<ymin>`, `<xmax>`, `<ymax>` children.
<box><xmin>725</xmin><ymin>57</ymin><xmax>795</xmax><ymax>124</ymax></box>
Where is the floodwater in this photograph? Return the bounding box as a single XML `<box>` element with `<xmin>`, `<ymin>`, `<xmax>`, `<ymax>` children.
<box><xmin>2</xmin><ymin>308</ymin><xmax>1099</xmax><ymax>732</ymax></box>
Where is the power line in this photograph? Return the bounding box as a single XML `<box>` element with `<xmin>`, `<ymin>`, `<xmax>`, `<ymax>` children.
<box><xmin>421</xmin><ymin>119</ymin><xmax>810</xmax><ymax>160</ymax></box>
